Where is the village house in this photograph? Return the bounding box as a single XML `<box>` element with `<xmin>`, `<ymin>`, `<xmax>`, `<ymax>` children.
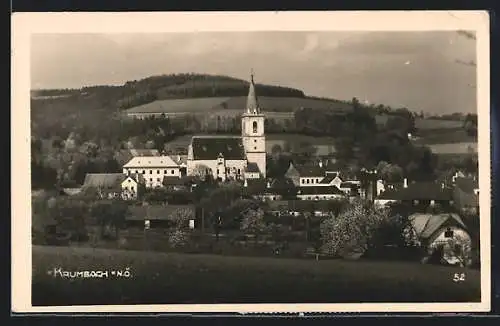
<box><xmin>82</xmin><ymin>173</ymin><xmax>128</xmax><ymax>199</ymax></box>
<box><xmin>408</xmin><ymin>213</ymin><xmax>472</xmax><ymax>267</ymax></box>
<box><xmin>452</xmin><ymin>177</ymin><xmax>479</xmax><ymax>214</ymax></box>
<box><xmin>242</xmin><ymin>177</ymin><xmax>297</xmax><ymax>201</ymax></box>
<box><xmin>266</xmin><ymin>200</ymin><xmax>339</xmax><ymax>217</ymax></box>
<box><xmin>122</xmin><ymin>155</ymin><xmax>180</xmax><ymax>189</ymax></box>
<box><xmin>285</xmin><ymin>161</ymin><xmax>342</xmax><ymax>188</ymax></box>
<box><xmin>162</xmin><ymin>175</ymin><xmax>196</xmax><ymax>192</ymax></box>
<box><xmin>121</xmin><ymin>173</ymin><xmax>146</xmax><ymax>200</ymax></box>
<box><xmin>172</xmin><ymin>154</ymin><xmax>188</xmax><ymax>176</ymax></box>
<box><xmin>374</xmin><ymin>179</ymin><xmax>454</xmax><ymax>210</ymax></box>
<box><xmin>126</xmin><ymin>204</ymin><xmax>196</xmax><ymax>230</ymax></box>
<box><xmin>296</xmin><ymin>185</ymin><xmax>345</xmax><ymax>201</ymax></box>
<box><xmin>186</xmin><ymin>73</ymin><xmax>266</xmax><ymax>181</ymax></box>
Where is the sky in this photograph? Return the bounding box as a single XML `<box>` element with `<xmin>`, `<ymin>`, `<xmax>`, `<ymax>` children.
<box><xmin>31</xmin><ymin>31</ymin><xmax>477</xmax><ymax>114</ymax></box>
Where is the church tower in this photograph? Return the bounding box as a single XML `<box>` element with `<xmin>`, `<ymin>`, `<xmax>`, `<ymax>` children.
<box><xmin>241</xmin><ymin>72</ymin><xmax>266</xmax><ymax>178</ymax></box>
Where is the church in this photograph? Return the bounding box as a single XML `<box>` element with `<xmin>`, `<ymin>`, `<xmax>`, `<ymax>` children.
<box><xmin>186</xmin><ymin>73</ymin><xmax>266</xmax><ymax>181</ymax></box>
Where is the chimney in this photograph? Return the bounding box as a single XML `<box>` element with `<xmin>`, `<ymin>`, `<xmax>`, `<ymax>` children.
<box><xmin>318</xmin><ymin>160</ymin><xmax>323</xmax><ymax>168</ymax></box>
<box><xmin>403</xmin><ymin>178</ymin><xmax>408</xmax><ymax>188</ymax></box>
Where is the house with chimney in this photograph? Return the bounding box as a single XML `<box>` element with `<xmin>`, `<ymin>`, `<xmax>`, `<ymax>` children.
<box><xmin>374</xmin><ymin>178</ymin><xmax>454</xmax><ymax>210</ymax></box>
<box><xmin>242</xmin><ymin>177</ymin><xmax>297</xmax><ymax>201</ymax></box>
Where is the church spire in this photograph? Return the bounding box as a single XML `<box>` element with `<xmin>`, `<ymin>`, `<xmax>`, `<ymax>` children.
<box><xmin>246</xmin><ymin>69</ymin><xmax>260</xmax><ymax>114</ymax></box>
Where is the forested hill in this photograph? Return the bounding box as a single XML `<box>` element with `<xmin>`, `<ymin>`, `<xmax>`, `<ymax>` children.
<box><xmin>31</xmin><ymin>73</ymin><xmax>306</xmax><ymax>109</ymax></box>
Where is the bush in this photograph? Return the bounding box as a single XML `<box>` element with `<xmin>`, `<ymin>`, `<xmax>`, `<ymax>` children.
<box><xmin>168</xmin><ymin>229</ymin><xmax>189</xmax><ymax>248</ymax></box>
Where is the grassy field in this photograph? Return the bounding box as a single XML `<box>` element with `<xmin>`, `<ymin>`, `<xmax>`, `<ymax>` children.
<box><xmin>124</xmin><ymin>96</ymin><xmax>352</xmax><ymax>116</ymax></box>
<box><xmin>32</xmin><ymin>245</ymin><xmax>480</xmax><ymax>306</ymax></box>
<box><xmin>415</xmin><ymin>118</ymin><xmax>464</xmax><ymax>130</ymax></box>
<box><xmin>426</xmin><ymin>142</ymin><xmax>478</xmax><ymax>155</ymax></box>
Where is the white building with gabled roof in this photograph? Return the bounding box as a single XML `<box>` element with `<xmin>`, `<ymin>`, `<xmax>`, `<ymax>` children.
<box><xmin>122</xmin><ymin>155</ymin><xmax>180</xmax><ymax>188</ymax></box>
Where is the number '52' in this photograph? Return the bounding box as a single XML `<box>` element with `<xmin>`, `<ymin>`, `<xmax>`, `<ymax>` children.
<box><xmin>453</xmin><ymin>273</ymin><xmax>466</xmax><ymax>282</ymax></box>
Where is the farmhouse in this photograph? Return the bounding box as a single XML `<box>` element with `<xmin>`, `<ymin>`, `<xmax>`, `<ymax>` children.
<box><xmin>82</xmin><ymin>173</ymin><xmax>128</xmax><ymax>199</ymax></box>
<box><xmin>121</xmin><ymin>174</ymin><xmax>146</xmax><ymax>200</ymax></box>
<box><xmin>243</xmin><ymin>177</ymin><xmax>297</xmax><ymax>201</ymax></box>
<box><xmin>408</xmin><ymin>213</ymin><xmax>472</xmax><ymax>266</ymax></box>
<box><xmin>296</xmin><ymin>185</ymin><xmax>345</xmax><ymax>201</ymax></box>
<box><xmin>122</xmin><ymin>155</ymin><xmax>180</xmax><ymax>188</ymax></box>
<box><xmin>374</xmin><ymin>179</ymin><xmax>453</xmax><ymax>210</ymax></box>
<box><xmin>285</xmin><ymin>161</ymin><xmax>342</xmax><ymax>188</ymax></box>
<box><xmin>186</xmin><ymin>73</ymin><xmax>266</xmax><ymax>180</ymax></box>
<box><xmin>126</xmin><ymin>204</ymin><xmax>196</xmax><ymax>229</ymax></box>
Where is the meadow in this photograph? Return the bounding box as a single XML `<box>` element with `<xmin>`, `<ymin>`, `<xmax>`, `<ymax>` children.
<box><xmin>32</xmin><ymin>245</ymin><xmax>480</xmax><ymax>306</ymax></box>
<box><xmin>427</xmin><ymin>142</ymin><xmax>478</xmax><ymax>155</ymax></box>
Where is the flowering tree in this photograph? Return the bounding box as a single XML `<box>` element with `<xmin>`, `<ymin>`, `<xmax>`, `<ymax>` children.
<box><xmin>320</xmin><ymin>199</ymin><xmax>390</xmax><ymax>259</ymax></box>
<box><xmin>240</xmin><ymin>208</ymin><xmax>268</xmax><ymax>243</ymax></box>
<box><xmin>167</xmin><ymin>207</ymin><xmax>194</xmax><ymax>248</ymax></box>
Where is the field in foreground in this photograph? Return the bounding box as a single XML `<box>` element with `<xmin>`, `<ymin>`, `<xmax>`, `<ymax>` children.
<box><xmin>32</xmin><ymin>245</ymin><xmax>480</xmax><ymax>306</ymax></box>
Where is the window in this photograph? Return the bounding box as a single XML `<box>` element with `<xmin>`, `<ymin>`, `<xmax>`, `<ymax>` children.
<box><xmin>307</xmin><ymin>179</ymin><xmax>310</xmax><ymax>184</ymax></box>
<box><xmin>253</xmin><ymin>121</ymin><xmax>258</xmax><ymax>133</ymax></box>
<box><xmin>254</xmin><ymin>139</ymin><xmax>257</xmax><ymax>143</ymax></box>
<box><xmin>164</xmin><ymin>170</ymin><xmax>167</xmax><ymax>174</ymax></box>
<box><xmin>444</xmin><ymin>228</ymin><xmax>454</xmax><ymax>238</ymax></box>
<box><xmin>131</xmin><ymin>186</ymin><xmax>135</xmax><ymax>191</ymax></box>
<box><xmin>254</xmin><ymin>147</ymin><xmax>257</xmax><ymax>150</ymax></box>
<box><xmin>237</xmin><ymin>169</ymin><xmax>241</xmax><ymax>174</ymax></box>
<box><xmin>142</xmin><ymin>170</ymin><xmax>145</xmax><ymax>174</ymax></box>
<box><xmin>157</xmin><ymin>178</ymin><xmax>160</xmax><ymax>182</ymax></box>
<box><xmin>149</xmin><ymin>178</ymin><xmax>153</xmax><ymax>182</ymax></box>
<box><xmin>124</xmin><ymin>186</ymin><xmax>128</xmax><ymax>191</ymax></box>
<box><xmin>301</xmin><ymin>179</ymin><xmax>305</xmax><ymax>184</ymax></box>
<box><xmin>157</xmin><ymin>170</ymin><xmax>160</xmax><ymax>174</ymax></box>
<box><xmin>149</xmin><ymin>170</ymin><xmax>152</xmax><ymax>174</ymax></box>
<box><xmin>217</xmin><ymin>169</ymin><xmax>219</xmax><ymax>175</ymax></box>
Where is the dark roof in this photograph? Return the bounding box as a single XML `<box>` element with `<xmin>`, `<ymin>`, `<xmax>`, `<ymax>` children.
<box><xmin>245</xmin><ymin>162</ymin><xmax>260</xmax><ymax>173</ymax></box>
<box><xmin>296</xmin><ymin>165</ymin><xmax>326</xmax><ymax>177</ymax></box>
<box><xmin>297</xmin><ymin>186</ymin><xmax>345</xmax><ymax>196</ymax></box>
<box><xmin>409</xmin><ymin>213</ymin><xmax>467</xmax><ymax>239</ymax></box>
<box><xmin>455</xmin><ymin>177</ymin><xmax>479</xmax><ymax>194</ymax></box>
<box><xmin>83</xmin><ymin>173</ymin><xmax>126</xmax><ymax>189</ymax></box>
<box><xmin>319</xmin><ymin>174</ymin><xmax>337</xmax><ymax>184</ymax></box>
<box><xmin>377</xmin><ymin>182</ymin><xmax>453</xmax><ymax>201</ymax></box>
<box><xmin>127</xmin><ymin>204</ymin><xmax>195</xmax><ymax>221</ymax></box>
<box><xmin>191</xmin><ymin>136</ymin><xmax>246</xmax><ymax>160</ymax></box>
<box><xmin>162</xmin><ymin>176</ymin><xmax>186</xmax><ymax>186</ymax></box>
<box><xmin>244</xmin><ymin>177</ymin><xmax>296</xmax><ymax>195</ymax></box>
<box><xmin>339</xmin><ymin>182</ymin><xmax>359</xmax><ymax>189</ymax></box>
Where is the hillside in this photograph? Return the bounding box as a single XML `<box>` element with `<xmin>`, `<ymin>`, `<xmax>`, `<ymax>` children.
<box><xmin>32</xmin><ymin>73</ymin><xmax>306</xmax><ymax>109</ymax></box>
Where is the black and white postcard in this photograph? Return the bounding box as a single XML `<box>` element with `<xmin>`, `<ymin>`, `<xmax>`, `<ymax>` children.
<box><xmin>11</xmin><ymin>11</ymin><xmax>491</xmax><ymax>313</ymax></box>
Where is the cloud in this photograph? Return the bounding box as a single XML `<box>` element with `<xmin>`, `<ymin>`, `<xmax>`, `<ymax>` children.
<box><xmin>30</xmin><ymin>32</ymin><xmax>477</xmax><ymax>114</ymax></box>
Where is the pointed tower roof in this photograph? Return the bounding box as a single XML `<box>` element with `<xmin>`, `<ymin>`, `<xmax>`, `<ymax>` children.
<box><xmin>246</xmin><ymin>70</ymin><xmax>260</xmax><ymax>114</ymax></box>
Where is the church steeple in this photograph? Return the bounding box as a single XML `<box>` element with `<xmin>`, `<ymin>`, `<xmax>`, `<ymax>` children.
<box><xmin>246</xmin><ymin>70</ymin><xmax>260</xmax><ymax>114</ymax></box>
